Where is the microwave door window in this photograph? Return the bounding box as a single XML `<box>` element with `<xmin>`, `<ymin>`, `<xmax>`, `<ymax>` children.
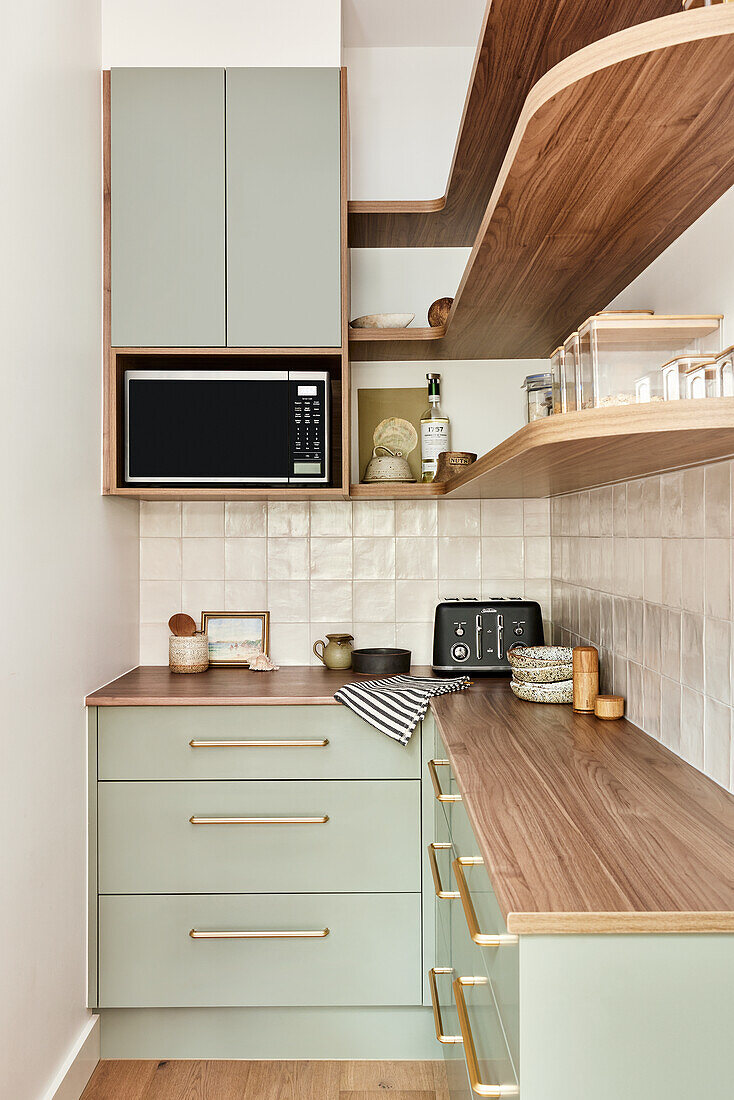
<box><xmin>127</xmin><ymin>378</ymin><xmax>290</xmax><ymax>482</ymax></box>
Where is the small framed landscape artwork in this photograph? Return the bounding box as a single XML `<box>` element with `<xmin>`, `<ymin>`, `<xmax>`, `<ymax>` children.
<box><xmin>201</xmin><ymin>611</ymin><xmax>270</xmax><ymax>668</ymax></box>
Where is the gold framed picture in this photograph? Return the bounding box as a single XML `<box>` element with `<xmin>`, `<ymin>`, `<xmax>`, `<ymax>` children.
<box><xmin>201</xmin><ymin>611</ymin><xmax>270</xmax><ymax>668</ymax></box>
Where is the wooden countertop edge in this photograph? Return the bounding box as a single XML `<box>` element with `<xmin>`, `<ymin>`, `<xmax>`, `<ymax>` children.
<box><xmin>506</xmin><ymin>911</ymin><xmax>734</xmax><ymax>934</ymax></box>
<box><xmin>84</xmin><ymin>693</ymin><xmax>342</xmax><ymax>706</ymax></box>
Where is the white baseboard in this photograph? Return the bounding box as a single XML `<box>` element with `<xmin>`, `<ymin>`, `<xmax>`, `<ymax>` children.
<box><xmin>43</xmin><ymin>1016</ymin><xmax>100</xmax><ymax>1100</ymax></box>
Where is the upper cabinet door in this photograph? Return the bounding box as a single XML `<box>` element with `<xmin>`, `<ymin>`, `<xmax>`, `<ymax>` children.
<box><xmin>110</xmin><ymin>69</ymin><xmax>226</xmax><ymax>348</ymax></box>
<box><xmin>225</xmin><ymin>68</ymin><xmax>342</xmax><ymax>348</ymax></box>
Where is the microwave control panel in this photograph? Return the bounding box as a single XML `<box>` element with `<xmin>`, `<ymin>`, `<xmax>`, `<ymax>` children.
<box><xmin>289</xmin><ymin>375</ymin><xmax>329</xmax><ymax>482</ymax></box>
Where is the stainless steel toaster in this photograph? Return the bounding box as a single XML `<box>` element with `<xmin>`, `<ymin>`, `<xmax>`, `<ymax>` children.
<box><xmin>432</xmin><ymin>597</ymin><xmax>544</xmax><ymax>675</ymax></box>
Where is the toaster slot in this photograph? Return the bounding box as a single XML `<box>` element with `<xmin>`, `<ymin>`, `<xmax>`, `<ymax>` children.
<box><xmin>475</xmin><ymin>614</ymin><xmax>482</xmax><ymax>661</ymax></box>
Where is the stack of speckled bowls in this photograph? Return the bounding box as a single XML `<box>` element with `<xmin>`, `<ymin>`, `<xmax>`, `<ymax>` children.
<box><xmin>508</xmin><ymin>646</ymin><xmax>574</xmax><ymax>704</ymax></box>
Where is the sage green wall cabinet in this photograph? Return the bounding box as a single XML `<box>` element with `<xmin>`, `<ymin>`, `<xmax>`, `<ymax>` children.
<box><xmin>109</xmin><ymin>67</ymin><xmax>341</xmax><ymax>349</ymax></box>
<box><xmin>225</xmin><ymin>68</ymin><xmax>342</xmax><ymax>348</ymax></box>
<box><xmin>110</xmin><ymin>68</ymin><xmax>226</xmax><ymax>348</ymax></box>
<box><xmin>429</xmin><ymin>731</ymin><xmax>734</xmax><ymax>1100</ymax></box>
<box><xmin>98</xmin><ymin>779</ymin><xmax>420</xmax><ymax>894</ymax></box>
<box><xmin>99</xmin><ymin>892</ymin><xmax>421</xmax><ymax>1008</ymax></box>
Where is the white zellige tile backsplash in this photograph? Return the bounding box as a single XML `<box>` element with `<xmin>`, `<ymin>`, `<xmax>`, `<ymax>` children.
<box><xmin>140</xmin><ymin>498</ymin><xmax>551</xmax><ymax>667</ymax></box>
<box><xmin>550</xmin><ymin>460</ymin><xmax>734</xmax><ymax>793</ymax></box>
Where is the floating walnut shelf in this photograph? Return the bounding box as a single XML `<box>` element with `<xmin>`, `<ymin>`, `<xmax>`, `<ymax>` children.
<box><xmin>351</xmin><ymin>401</ymin><xmax>734</xmax><ymax>500</ymax></box>
<box><xmin>349</xmin><ymin>9</ymin><xmax>734</xmax><ymax>361</ymax></box>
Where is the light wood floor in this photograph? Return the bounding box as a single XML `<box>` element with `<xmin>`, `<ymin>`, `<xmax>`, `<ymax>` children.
<box><xmin>80</xmin><ymin>1060</ymin><xmax>449</xmax><ymax>1099</ymax></box>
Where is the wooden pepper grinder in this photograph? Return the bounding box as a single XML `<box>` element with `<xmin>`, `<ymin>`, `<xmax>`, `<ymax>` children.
<box><xmin>573</xmin><ymin>646</ymin><xmax>599</xmax><ymax>713</ymax></box>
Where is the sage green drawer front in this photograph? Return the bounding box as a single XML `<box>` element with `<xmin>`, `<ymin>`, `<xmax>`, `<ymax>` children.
<box><xmin>98</xmin><ymin>706</ymin><xmax>420</xmax><ymax>780</ymax></box>
<box><xmin>99</xmin><ymin>892</ymin><xmax>421</xmax><ymax>1008</ymax></box>
<box><xmin>98</xmin><ymin>779</ymin><xmax>420</xmax><ymax>894</ymax></box>
<box><xmin>110</xmin><ymin>68</ymin><xmax>226</xmax><ymax>347</ymax></box>
<box><xmin>226</xmin><ymin>68</ymin><xmax>341</xmax><ymax>347</ymax></box>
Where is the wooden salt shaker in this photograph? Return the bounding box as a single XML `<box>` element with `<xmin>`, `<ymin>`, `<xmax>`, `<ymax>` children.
<box><xmin>572</xmin><ymin>646</ymin><xmax>599</xmax><ymax>713</ymax></box>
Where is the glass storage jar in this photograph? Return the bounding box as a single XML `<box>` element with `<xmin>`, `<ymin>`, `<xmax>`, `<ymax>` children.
<box><xmin>562</xmin><ymin>331</ymin><xmax>580</xmax><ymax>412</ymax></box>
<box><xmin>685</xmin><ymin>359</ymin><xmax>718</xmax><ymax>398</ymax></box>
<box><xmin>522</xmin><ymin>373</ymin><xmax>553</xmax><ymax>422</ymax></box>
<box><xmin>549</xmin><ymin>345</ymin><xmax>564</xmax><ymax>413</ymax></box>
<box><xmin>577</xmin><ymin>313</ymin><xmax>721</xmax><ymax>408</ymax></box>
<box><xmin>713</xmin><ymin>345</ymin><xmax>734</xmax><ymax>397</ymax></box>
<box><xmin>660</xmin><ymin>355</ymin><xmax>715</xmax><ymax>400</ymax></box>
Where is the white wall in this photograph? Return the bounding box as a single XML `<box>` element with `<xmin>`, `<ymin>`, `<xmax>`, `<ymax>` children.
<box><xmin>102</xmin><ymin>0</ymin><xmax>342</xmax><ymax>67</ymax></box>
<box><xmin>350</xmin><ymin>247</ymin><xmax>471</xmax><ymax>326</ymax></box>
<box><xmin>0</xmin><ymin>3</ymin><xmax>139</xmax><ymax>1097</ymax></box>
<box><xmin>609</xmin><ymin>183</ymin><xmax>734</xmax><ymax>345</ymax></box>
<box><xmin>344</xmin><ymin>46</ymin><xmax>474</xmax><ymax>200</ymax></box>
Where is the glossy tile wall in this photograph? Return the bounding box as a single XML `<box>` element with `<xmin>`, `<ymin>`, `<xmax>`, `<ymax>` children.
<box><xmin>140</xmin><ymin>498</ymin><xmax>551</xmax><ymax>665</ymax></box>
<box><xmin>550</xmin><ymin>460</ymin><xmax>734</xmax><ymax>791</ymax></box>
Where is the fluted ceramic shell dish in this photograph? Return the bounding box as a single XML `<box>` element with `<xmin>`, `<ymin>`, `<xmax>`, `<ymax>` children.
<box><xmin>507</xmin><ymin>645</ymin><xmax>573</xmax><ymax>669</ymax></box>
<box><xmin>511</xmin><ymin>662</ymin><xmax>573</xmax><ymax>684</ymax></box>
<box><xmin>510</xmin><ymin>678</ymin><xmax>573</xmax><ymax>704</ymax></box>
<box><xmin>350</xmin><ymin>313</ymin><xmax>415</xmax><ymax>329</ymax></box>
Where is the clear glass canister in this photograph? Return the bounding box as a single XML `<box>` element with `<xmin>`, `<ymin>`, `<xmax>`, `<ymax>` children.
<box><xmin>562</xmin><ymin>331</ymin><xmax>579</xmax><ymax>412</ymax></box>
<box><xmin>685</xmin><ymin>360</ymin><xmax>718</xmax><ymax>398</ymax></box>
<box><xmin>713</xmin><ymin>345</ymin><xmax>734</xmax><ymax>397</ymax></box>
<box><xmin>522</xmin><ymin>373</ymin><xmax>553</xmax><ymax>422</ymax></box>
<box><xmin>549</xmin><ymin>345</ymin><xmax>564</xmax><ymax>413</ymax></box>
<box><xmin>578</xmin><ymin>313</ymin><xmax>721</xmax><ymax>408</ymax></box>
<box><xmin>660</xmin><ymin>355</ymin><xmax>715</xmax><ymax>400</ymax></box>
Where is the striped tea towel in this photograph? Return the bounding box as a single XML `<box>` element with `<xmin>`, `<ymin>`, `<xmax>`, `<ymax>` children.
<box><xmin>334</xmin><ymin>674</ymin><xmax>471</xmax><ymax>746</ymax></box>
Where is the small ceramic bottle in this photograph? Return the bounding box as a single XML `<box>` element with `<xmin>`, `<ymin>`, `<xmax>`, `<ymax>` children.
<box><xmin>313</xmin><ymin>633</ymin><xmax>354</xmax><ymax>669</ymax></box>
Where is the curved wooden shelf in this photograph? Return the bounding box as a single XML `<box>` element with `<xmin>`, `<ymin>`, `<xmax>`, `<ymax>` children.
<box><xmin>350</xmin><ymin>8</ymin><xmax>734</xmax><ymax>361</ymax></box>
<box><xmin>352</xmin><ymin>400</ymin><xmax>734</xmax><ymax>499</ymax></box>
<box><xmin>348</xmin><ymin>0</ymin><xmax>679</xmax><ymax>248</ymax></box>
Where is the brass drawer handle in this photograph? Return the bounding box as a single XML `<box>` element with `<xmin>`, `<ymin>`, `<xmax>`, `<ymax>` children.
<box><xmin>428</xmin><ymin>843</ymin><xmax>460</xmax><ymax>899</ymax></box>
<box><xmin>454</xmin><ymin>976</ymin><xmax>519</xmax><ymax>1097</ymax></box>
<box><xmin>189</xmin><ymin>815</ymin><xmax>329</xmax><ymax>825</ymax></box>
<box><xmin>428</xmin><ymin>968</ymin><xmax>462</xmax><ymax>1044</ymax></box>
<box><xmin>453</xmin><ymin>857</ymin><xmax>518</xmax><ymax>947</ymax></box>
<box><xmin>190</xmin><ymin>928</ymin><xmax>330</xmax><ymax>939</ymax></box>
<box><xmin>189</xmin><ymin>739</ymin><xmax>329</xmax><ymax>748</ymax></box>
<box><xmin>428</xmin><ymin>759</ymin><xmax>462</xmax><ymax>802</ymax></box>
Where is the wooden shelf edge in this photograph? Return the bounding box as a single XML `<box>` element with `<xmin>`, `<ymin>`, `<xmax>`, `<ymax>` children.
<box><xmin>348</xmin><ymin>195</ymin><xmax>446</xmax><ymax>215</ymax></box>
<box><xmin>349</xmin><ymin>482</ymin><xmax>446</xmax><ymax>498</ymax></box>
<box><xmin>348</xmin><ymin>326</ymin><xmax>445</xmax><ymax>343</ymax></box>
<box><xmin>111</xmin><ymin>487</ymin><xmax>350</xmax><ymax>501</ymax></box>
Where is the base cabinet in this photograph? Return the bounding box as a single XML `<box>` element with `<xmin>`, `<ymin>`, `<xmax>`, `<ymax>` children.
<box><xmin>89</xmin><ymin>704</ymin><xmax>432</xmax><ymax>1053</ymax></box>
<box><xmin>429</xmin><ymin>728</ymin><xmax>734</xmax><ymax>1100</ymax></box>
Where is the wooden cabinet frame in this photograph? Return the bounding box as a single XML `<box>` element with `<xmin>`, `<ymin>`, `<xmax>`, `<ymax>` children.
<box><xmin>102</xmin><ymin>69</ymin><xmax>351</xmax><ymax>500</ymax></box>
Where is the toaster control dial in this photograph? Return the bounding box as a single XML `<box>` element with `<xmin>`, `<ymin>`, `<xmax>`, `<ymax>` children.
<box><xmin>451</xmin><ymin>642</ymin><xmax>470</xmax><ymax>662</ymax></box>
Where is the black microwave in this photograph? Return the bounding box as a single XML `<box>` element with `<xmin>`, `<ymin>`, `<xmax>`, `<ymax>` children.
<box><xmin>124</xmin><ymin>370</ymin><xmax>330</xmax><ymax>486</ymax></box>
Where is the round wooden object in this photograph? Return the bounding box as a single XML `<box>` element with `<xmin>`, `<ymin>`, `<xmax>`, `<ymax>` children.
<box><xmin>168</xmin><ymin>612</ymin><xmax>197</xmax><ymax>637</ymax></box>
<box><xmin>572</xmin><ymin>646</ymin><xmax>599</xmax><ymax>713</ymax></box>
<box><xmin>595</xmin><ymin>695</ymin><xmax>625</xmax><ymax>720</ymax></box>
<box><xmin>428</xmin><ymin>296</ymin><xmax>454</xmax><ymax>327</ymax></box>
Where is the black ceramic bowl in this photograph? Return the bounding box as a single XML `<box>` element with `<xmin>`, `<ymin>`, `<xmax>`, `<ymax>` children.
<box><xmin>351</xmin><ymin>647</ymin><xmax>411</xmax><ymax>675</ymax></box>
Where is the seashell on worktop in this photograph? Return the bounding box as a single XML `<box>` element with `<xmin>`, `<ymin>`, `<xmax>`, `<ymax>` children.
<box><xmin>510</xmin><ymin>678</ymin><xmax>573</xmax><ymax>704</ymax></box>
<box><xmin>350</xmin><ymin>313</ymin><xmax>415</xmax><ymax>329</ymax></box>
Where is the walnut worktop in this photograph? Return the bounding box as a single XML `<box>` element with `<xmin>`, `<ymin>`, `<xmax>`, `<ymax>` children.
<box><xmin>86</xmin><ymin>667</ymin><xmax>734</xmax><ymax>933</ymax></box>
<box><xmin>84</xmin><ymin>664</ymin><xmax>437</xmax><ymax>706</ymax></box>
<box><xmin>432</xmin><ymin>680</ymin><xmax>734</xmax><ymax>934</ymax></box>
